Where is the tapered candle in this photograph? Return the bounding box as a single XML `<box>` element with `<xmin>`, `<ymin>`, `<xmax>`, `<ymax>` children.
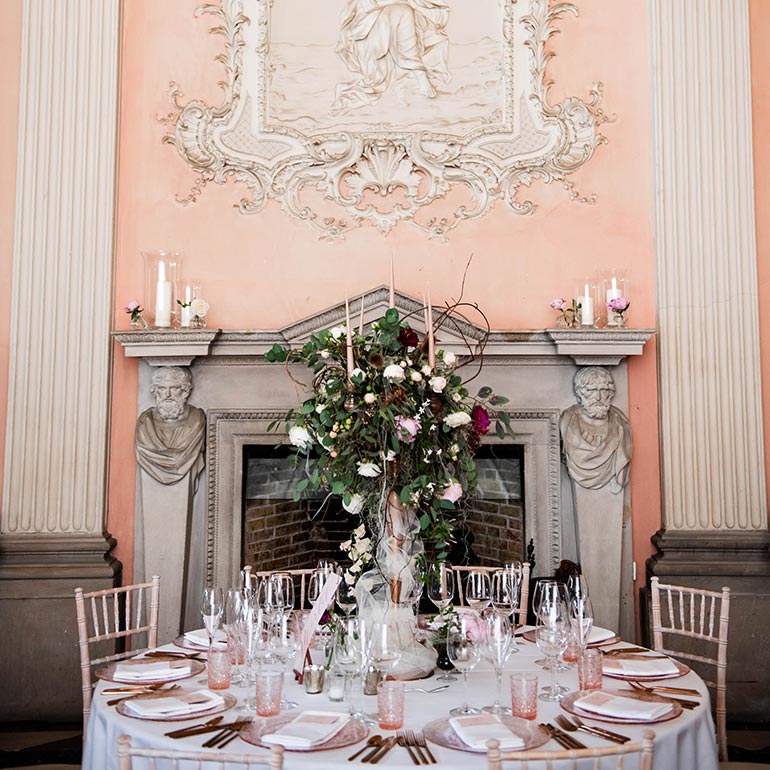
<box><xmin>389</xmin><ymin>250</ymin><xmax>396</xmax><ymax>309</ymax></box>
<box><xmin>345</xmin><ymin>295</ymin><xmax>354</xmax><ymax>378</ymax></box>
<box><xmin>427</xmin><ymin>290</ymin><xmax>435</xmax><ymax>368</ymax></box>
<box><xmin>358</xmin><ymin>293</ymin><xmax>365</xmax><ymax>336</ymax></box>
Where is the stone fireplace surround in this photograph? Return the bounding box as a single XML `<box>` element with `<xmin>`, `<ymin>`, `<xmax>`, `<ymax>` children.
<box><xmin>116</xmin><ymin>288</ymin><xmax>653</xmax><ymax>641</ymax></box>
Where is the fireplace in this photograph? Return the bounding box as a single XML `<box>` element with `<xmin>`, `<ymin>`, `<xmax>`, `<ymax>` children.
<box><xmin>115</xmin><ymin>287</ymin><xmax>651</xmax><ymax>638</ymax></box>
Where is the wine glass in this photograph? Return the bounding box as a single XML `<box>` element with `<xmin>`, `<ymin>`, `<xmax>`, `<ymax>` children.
<box><xmin>272</xmin><ymin>572</ymin><xmax>295</xmax><ymax>619</ymax></box>
<box><xmin>465</xmin><ymin>570</ymin><xmax>491</xmax><ymax>612</ymax></box>
<box><xmin>536</xmin><ymin>620</ymin><xmax>569</xmax><ymax>701</ymax></box>
<box><xmin>239</xmin><ymin>592</ymin><xmax>268</xmax><ymax>714</ymax></box>
<box><xmin>570</xmin><ymin>594</ymin><xmax>594</xmax><ymax>652</ymax></box>
<box><xmin>369</xmin><ymin>620</ymin><xmax>403</xmax><ymax>676</ymax></box>
<box><xmin>333</xmin><ymin>617</ymin><xmax>372</xmax><ymax>722</ymax></box>
<box><xmin>447</xmin><ymin>614</ymin><xmax>481</xmax><ymax>716</ymax></box>
<box><xmin>335</xmin><ymin>568</ymin><xmax>357</xmax><ymax>616</ymax></box>
<box><xmin>224</xmin><ymin>588</ymin><xmax>247</xmax><ymax>684</ymax></box>
<box><xmin>307</xmin><ymin>569</ymin><xmax>327</xmax><ymax>607</ymax></box>
<box><xmin>270</xmin><ymin>616</ymin><xmax>300</xmax><ymax>711</ymax></box>
<box><xmin>200</xmin><ymin>586</ymin><xmax>224</xmax><ymax>649</ymax></box>
<box><xmin>427</xmin><ymin>562</ymin><xmax>455</xmax><ymax>612</ymax></box>
<box><xmin>533</xmin><ymin>581</ymin><xmax>570</xmax><ymax>669</ymax></box>
<box><xmin>568</xmin><ymin>573</ymin><xmax>590</xmax><ymax>602</ymax></box>
<box><xmin>480</xmin><ymin>611</ymin><xmax>513</xmax><ymax>714</ymax></box>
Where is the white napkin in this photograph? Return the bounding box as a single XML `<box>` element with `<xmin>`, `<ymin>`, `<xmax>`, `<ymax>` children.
<box><xmin>574</xmin><ymin>692</ymin><xmax>673</xmax><ymax>721</ymax></box>
<box><xmin>449</xmin><ymin>715</ymin><xmax>525</xmax><ymax>750</ymax></box>
<box><xmin>113</xmin><ymin>661</ymin><xmax>192</xmax><ymax>682</ymax></box>
<box><xmin>587</xmin><ymin>627</ymin><xmax>616</xmax><ymax>644</ymax></box>
<box><xmin>123</xmin><ymin>689</ymin><xmax>224</xmax><ymax>718</ymax></box>
<box><xmin>602</xmin><ymin>656</ymin><xmax>679</xmax><ymax>677</ymax></box>
<box><xmin>262</xmin><ymin>711</ymin><xmax>350</xmax><ymax>748</ymax></box>
<box><xmin>183</xmin><ymin>629</ymin><xmax>227</xmax><ymax>649</ymax></box>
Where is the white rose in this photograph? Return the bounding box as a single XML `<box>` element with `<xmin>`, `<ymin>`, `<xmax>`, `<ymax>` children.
<box><xmin>330</xmin><ymin>325</ymin><xmax>346</xmax><ymax>339</ymax></box>
<box><xmin>383</xmin><ymin>364</ymin><xmax>405</xmax><ymax>381</ymax></box>
<box><xmin>288</xmin><ymin>425</ymin><xmax>313</xmax><ymax>448</ymax></box>
<box><xmin>443</xmin><ymin>351</ymin><xmax>456</xmax><ymax>366</ymax></box>
<box><xmin>315</xmin><ymin>404</ymin><xmax>326</xmax><ymax>413</ymax></box>
<box><xmin>453</xmin><ymin>392</ymin><xmax>463</xmax><ymax>402</ymax></box>
<box><xmin>190</xmin><ymin>298</ymin><xmax>209</xmax><ymax>318</ymax></box>
<box><xmin>357</xmin><ymin>461</ymin><xmax>382</xmax><ymax>477</ymax></box>
<box><xmin>343</xmin><ymin>494</ymin><xmax>365</xmax><ymax>515</ymax></box>
<box><xmin>363</xmin><ymin>393</ymin><xmax>376</xmax><ymax>404</ymax></box>
<box><xmin>430</xmin><ymin>376</ymin><xmax>447</xmax><ymax>393</ymax></box>
<box><xmin>320</xmin><ymin>350</ymin><xmax>330</xmax><ymax>359</ymax></box>
<box><xmin>351</xmin><ymin>367</ymin><xmax>365</xmax><ymax>380</ymax></box>
<box><xmin>421</xmin><ymin>364</ymin><xmax>432</xmax><ymax>375</ymax></box>
<box><xmin>410</xmin><ymin>371</ymin><xmax>423</xmax><ymax>382</ymax></box>
<box><xmin>444</xmin><ymin>412</ymin><xmax>472</xmax><ymax>428</ymax></box>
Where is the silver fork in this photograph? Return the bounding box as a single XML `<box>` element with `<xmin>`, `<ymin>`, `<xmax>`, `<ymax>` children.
<box><xmin>405</xmin><ymin>685</ymin><xmax>449</xmax><ymax>694</ymax></box>
<box><xmin>405</xmin><ymin>730</ymin><xmax>429</xmax><ymax>764</ymax></box>
<box><xmin>628</xmin><ymin>681</ymin><xmax>698</xmax><ymax>709</ymax></box>
<box><xmin>412</xmin><ymin>731</ymin><xmax>436</xmax><ymax>764</ymax></box>
<box><xmin>554</xmin><ymin>714</ymin><xmax>630</xmax><ymax>744</ymax></box>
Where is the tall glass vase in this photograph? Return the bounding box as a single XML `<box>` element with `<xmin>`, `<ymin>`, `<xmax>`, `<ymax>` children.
<box><xmin>142</xmin><ymin>250</ymin><xmax>182</xmax><ymax>328</ymax></box>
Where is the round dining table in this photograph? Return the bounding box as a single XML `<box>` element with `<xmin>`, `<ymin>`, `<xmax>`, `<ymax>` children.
<box><xmin>82</xmin><ymin>632</ymin><xmax>719</xmax><ymax>770</ymax></box>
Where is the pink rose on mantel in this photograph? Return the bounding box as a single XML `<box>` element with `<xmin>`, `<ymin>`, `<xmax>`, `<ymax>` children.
<box><xmin>440</xmin><ymin>481</ymin><xmax>463</xmax><ymax>503</ymax></box>
<box><xmin>607</xmin><ymin>297</ymin><xmax>630</xmax><ymax>313</ymax></box>
<box><xmin>124</xmin><ymin>300</ymin><xmax>141</xmax><ymax>313</ymax></box>
<box><xmin>550</xmin><ymin>298</ymin><xmax>567</xmax><ymax>310</ymax></box>
<box><xmin>395</xmin><ymin>414</ymin><xmax>421</xmax><ymax>443</ymax></box>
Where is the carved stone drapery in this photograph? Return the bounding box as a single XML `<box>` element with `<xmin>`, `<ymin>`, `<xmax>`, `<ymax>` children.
<box><xmin>561</xmin><ymin>367</ymin><xmax>633</xmax><ymax>634</ymax></box>
<box><xmin>165</xmin><ymin>0</ymin><xmax>608</xmax><ymax>239</ymax></box>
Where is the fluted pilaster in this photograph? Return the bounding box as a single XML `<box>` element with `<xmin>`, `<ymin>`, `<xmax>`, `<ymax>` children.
<box><xmin>651</xmin><ymin>0</ymin><xmax>767</xmax><ymax>532</ymax></box>
<box><xmin>1</xmin><ymin>0</ymin><xmax>121</xmax><ymax>535</ymax></box>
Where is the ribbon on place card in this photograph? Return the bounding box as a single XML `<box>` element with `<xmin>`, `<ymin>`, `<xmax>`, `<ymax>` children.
<box><xmin>293</xmin><ymin>572</ymin><xmax>341</xmax><ymax>682</ymax></box>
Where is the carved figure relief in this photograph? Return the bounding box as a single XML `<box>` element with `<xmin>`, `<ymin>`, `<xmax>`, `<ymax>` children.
<box><xmin>560</xmin><ymin>367</ymin><xmax>631</xmax><ymax>494</ymax></box>
<box><xmin>135</xmin><ymin>366</ymin><xmax>206</xmax><ymax>486</ymax></box>
<box><xmin>165</xmin><ymin>0</ymin><xmax>609</xmax><ymax>239</ymax></box>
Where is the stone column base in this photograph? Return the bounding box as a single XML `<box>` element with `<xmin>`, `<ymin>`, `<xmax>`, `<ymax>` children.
<box><xmin>644</xmin><ymin>529</ymin><xmax>770</xmax><ymax>722</ymax></box>
<box><xmin>0</xmin><ymin>533</ymin><xmax>121</xmax><ymax>722</ymax></box>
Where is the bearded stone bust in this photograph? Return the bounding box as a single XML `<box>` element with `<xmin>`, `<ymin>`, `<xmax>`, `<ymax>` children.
<box><xmin>135</xmin><ymin>366</ymin><xmax>206</xmax><ymax>485</ymax></box>
<box><xmin>560</xmin><ymin>367</ymin><xmax>631</xmax><ymax>494</ymax></box>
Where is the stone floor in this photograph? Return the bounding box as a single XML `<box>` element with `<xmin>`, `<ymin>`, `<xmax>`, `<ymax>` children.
<box><xmin>1</xmin><ymin>722</ymin><xmax>769</xmax><ymax>768</ymax></box>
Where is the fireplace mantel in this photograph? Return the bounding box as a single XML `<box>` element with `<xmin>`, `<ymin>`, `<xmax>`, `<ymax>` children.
<box><xmin>112</xmin><ymin>327</ymin><xmax>653</xmax><ymax>367</ymax></box>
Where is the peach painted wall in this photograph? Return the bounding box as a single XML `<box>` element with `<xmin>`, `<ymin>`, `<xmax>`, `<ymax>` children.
<box><xmin>750</xmin><ymin>0</ymin><xmax>770</xmax><ymax>529</ymax></box>
<box><xmin>0</xmin><ymin>0</ymin><xmax>22</xmax><ymax>512</ymax></box>
<box><xmin>109</xmin><ymin>0</ymin><xmax>660</xmax><ymax>586</ymax></box>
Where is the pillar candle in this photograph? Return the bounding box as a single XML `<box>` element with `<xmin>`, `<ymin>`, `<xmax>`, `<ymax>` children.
<box><xmin>345</xmin><ymin>296</ymin><xmax>354</xmax><ymax>378</ymax></box>
<box><xmin>154</xmin><ymin>260</ymin><xmax>172</xmax><ymax>327</ymax></box>
<box><xmin>389</xmin><ymin>250</ymin><xmax>396</xmax><ymax>309</ymax></box>
<box><xmin>358</xmin><ymin>293</ymin><xmax>365</xmax><ymax>336</ymax></box>
<box><xmin>180</xmin><ymin>284</ymin><xmax>192</xmax><ymax>327</ymax></box>
<box><xmin>580</xmin><ymin>283</ymin><xmax>594</xmax><ymax>326</ymax></box>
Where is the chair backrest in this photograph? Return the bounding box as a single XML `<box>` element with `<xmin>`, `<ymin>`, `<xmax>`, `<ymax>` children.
<box><xmin>75</xmin><ymin>576</ymin><xmax>160</xmax><ymax>737</ymax></box>
<box><xmin>117</xmin><ymin>734</ymin><xmax>284</xmax><ymax>770</ymax></box>
<box><xmin>650</xmin><ymin>575</ymin><xmax>730</xmax><ymax>760</ymax></box>
<box><xmin>453</xmin><ymin>563</ymin><xmax>531</xmax><ymax>625</ymax></box>
<box><xmin>243</xmin><ymin>566</ymin><xmax>319</xmax><ymax>608</ymax></box>
<box><xmin>487</xmin><ymin>730</ymin><xmax>655</xmax><ymax>770</ymax></box>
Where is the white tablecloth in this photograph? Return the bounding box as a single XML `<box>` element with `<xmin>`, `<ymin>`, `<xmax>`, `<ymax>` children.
<box><xmin>83</xmin><ymin>636</ymin><xmax>719</xmax><ymax>770</ymax></box>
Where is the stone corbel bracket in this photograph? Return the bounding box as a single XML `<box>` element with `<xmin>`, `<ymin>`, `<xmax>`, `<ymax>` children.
<box><xmin>112</xmin><ymin>329</ymin><xmax>221</xmax><ymax>366</ymax></box>
<box><xmin>545</xmin><ymin>329</ymin><xmax>654</xmax><ymax>366</ymax></box>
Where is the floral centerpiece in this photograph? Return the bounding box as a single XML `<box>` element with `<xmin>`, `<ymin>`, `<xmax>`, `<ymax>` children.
<box><xmin>265</xmin><ymin>302</ymin><xmax>514</xmax><ymax>569</ymax></box>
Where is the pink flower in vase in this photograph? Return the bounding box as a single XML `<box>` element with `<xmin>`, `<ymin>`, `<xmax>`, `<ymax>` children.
<box><xmin>550</xmin><ymin>298</ymin><xmax>567</xmax><ymax>310</ymax></box>
<box><xmin>607</xmin><ymin>297</ymin><xmax>629</xmax><ymax>313</ymax></box>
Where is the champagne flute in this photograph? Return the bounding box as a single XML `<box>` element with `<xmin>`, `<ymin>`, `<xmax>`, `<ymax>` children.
<box><xmin>480</xmin><ymin>611</ymin><xmax>513</xmax><ymax>714</ymax></box>
<box><xmin>270</xmin><ymin>616</ymin><xmax>300</xmax><ymax>711</ymax></box>
<box><xmin>447</xmin><ymin>614</ymin><xmax>481</xmax><ymax>716</ymax></box>
<box><xmin>465</xmin><ymin>570</ymin><xmax>491</xmax><ymax>612</ymax></box>
<box><xmin>224</xmin><ymin>588</ymin><xmax>247</xmax><ymax>684</ymax></box>
<box><xmin>570</xmin><ymin>594</ymin><xmax>594</xmax><ymax>652</ymax></box>
<box><xmin>334</xmin><ymin>617</ymin><xmax>372</xmax><ymax>722</ymax></box>
<box><xmin>200</xmin><ymin>586</ymin><xmax>224</xmax><ymax>649</ymax></box>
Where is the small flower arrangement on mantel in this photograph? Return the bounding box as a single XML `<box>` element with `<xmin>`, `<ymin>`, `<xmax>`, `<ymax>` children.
<box><xmin>124</xmin><ymin>300</ymin><xmax>148</xmax><ymax>330</ymax></box>
<box><xmin>550</xmin><ymin>298</ymin><xmax>581</xmax><ymax>328</ymax></box>
<box><xmin>607</xmin><ymin>297</ymin><xmax>630</xmax><ymax>327</ymax></box>
<box><xmin>189</xmin><ymin>298</ymin><xmax>210</xmax><ymax>329</ymax></box>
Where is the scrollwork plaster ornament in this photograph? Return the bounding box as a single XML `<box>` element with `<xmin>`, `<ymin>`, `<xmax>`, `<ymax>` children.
<box><xmin>164</xmin><ymin>0</ymin><xmax>610</xmax><ymax>239</ymax></box>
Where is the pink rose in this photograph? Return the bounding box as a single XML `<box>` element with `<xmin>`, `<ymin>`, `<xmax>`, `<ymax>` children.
<box><xmin>550</xmin><ymin>298</ymin><xmax>567</xmax><ymax>310</ymax></box>
<box><xmin>457</xmin><ymin>609</ymin><xmax>485</xmax><ymax>642</ymax></box>
<box><xmin>124</xmin><ymin>300</ymin><xmax>140</xmax><ymax>313</ymax></box>
<box><xmin>440</xmin><ymin>481</ymin><xmax>463</xmax><ymax>503</ymax></box>
<box><xmin>395</xmin><ymin>415</ymin><xmax>421</xmax><ymax>443</ymax></box>
<box><xmin>607</xmin><ymin>297</ymin><xmax>629</xmax><ymax>312</ymax></box>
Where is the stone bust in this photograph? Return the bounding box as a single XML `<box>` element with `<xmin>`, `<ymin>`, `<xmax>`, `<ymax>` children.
<box><xmin>135</xmin><ymin>366</ymin><xmax>206</xmax><ymax>485</ymax></box>
<box><xmin>560</xmin><ymin>366</ymin><xmax>632</xmax><ymax>494</ymax></box>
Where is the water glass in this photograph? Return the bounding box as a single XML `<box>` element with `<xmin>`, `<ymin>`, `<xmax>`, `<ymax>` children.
<box><xmin>578</xmin><ymin>649</ymin><xmax>603</xmax><ymax>690</ymax></box>
<box><xmin>255</xmin><ymin>669</ymin><xmax>284</xmax><ymax>716</ymax></box>
<box><xmin>510</xmin><ymin>672</ymin><xmax>538</xmax><ymax>719</ymax></box>
<box><xmin>377</xmin><ymin>680</ymin><xmax>405</xmax><ymax>730</ymax></box>
<box><xmin>327</xmin><ymin>669</ymin><xmax>346</xmax><ymax>702</ymax></box>
<box><xmin>207</xmin><ymin>646</ymin><xmax>232</xmax><ymax>690</ymax></box>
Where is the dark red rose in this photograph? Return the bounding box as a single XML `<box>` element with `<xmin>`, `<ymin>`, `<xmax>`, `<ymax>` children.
<box><xmin>397</xmin><ymin>326</ymin><xmax>419</xmax><ymax>348</ymax></box>
<box><xmin>472</xmin><ymin>405</ymin><xmax>491</xmax><ymax>436</ymax></box>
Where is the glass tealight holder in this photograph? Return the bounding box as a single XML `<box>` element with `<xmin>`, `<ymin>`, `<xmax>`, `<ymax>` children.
<box><xmin>176</xmin><ymin>278</ymin><xmax>201</xmax><ymax>328</ymax></box>
<box><xmin>142</xmin><ymin>250</ymin><xmax>182</xmax><ymax>329</ymax></box>
<box><xmin>575</xmin><ymin>283</ymin><xmax>599</xmax><ymax>328</ymax></box>
<box><xmin>602</xmin><ymin>275</ymin><xmax>629</xmax><ymax>327</ymax></box>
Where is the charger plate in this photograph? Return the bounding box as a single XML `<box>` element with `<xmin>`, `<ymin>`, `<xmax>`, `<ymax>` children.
<box><xmin>522</xmin><ymin>628</ymin><xmax>621</xmax><ymax>648</ymax></box>
<box><xmin>240</xmin><ymin>713</ymin><xmax>368</xmax><ymax>752</ymax></box>
<box><xmin>116</xmin><ymin>690</ymin><xmax>236</xmax><ymax>722</ymax></box>
<box><xmin>602</xmin><ymin>656</ymin><xmax>690</xmax><ymax>681</ymax></box>
<box><xmin>561</xmin><ymin>689</ymin><xmax>683</xmax><ymax>725</ymax></box>
<box><xmin>423</xmin><ymin>716</ymin><xmax>549</xmax><ymax>754</ymax></box>
<box><xmin>95</xmin><ymin>657</ymin><xmax>204</xmax><ymax>685</ymax></box>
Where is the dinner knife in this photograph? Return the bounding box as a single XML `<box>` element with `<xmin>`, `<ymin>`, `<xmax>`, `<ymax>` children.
<box><xmin>368</xmin><ymin>736</ymin><xmax>398</xmax><ymax>763</ymax></box>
